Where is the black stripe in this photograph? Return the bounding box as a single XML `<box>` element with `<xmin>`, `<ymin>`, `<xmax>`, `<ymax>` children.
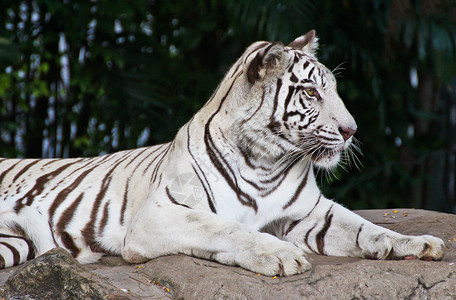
<box><xmin>191</xmin><ymin>165</ymin><xmax>216</xmax><ymax>213</ymax></box>
<box><xmin>304</xmin><ymin>194</ymin><xmax>322</xmax><ymax>218</ymax></box>
<box><xmin>166</xmin><ymin>186</ymin><xmax>190</xmax><ymax>208</ymax></box>
<box><xmin>301</xmin><ymin>79</ymin><xmax>313</xmax><ymax>84</ymax></box>
<box><xmin>0</xmin><ymin>162</ymin><xmax>20</xmax><ymax>187</ymax></box>
<box><xmin>157</xmin><ymin>173</ymin><xmax>163</xmax><ymax>187</ymax></box>
<box><xmin>284</xmin><ymin>219</ymin><xmax>302</xmax><ymax>236</ymax></box>
<box><xmin>229</xmin><ymin>61</ymin><xmax>242</xmax><ymax>79</ymax></box>
<box><xmin>98</xmin><ymin>201</ymin><xmax>110</xmax><ymax>235</ymax></box>
<box><xmin>304</xmin><ymin>223</ymin><xmax>317</xmax><ymax>253</ymax></box>
<box><xmin>286</xmin><ymin>110</ymin><xmax>305</xmax><ymax>120</ymax></box>
<box><xmin>356</xmin><ymin>224</ymin><xmax>364</xmax><ymax>249</ymax></box>
<box><xmin>270</xmin><ymin>79</ymin><xmax>282</xmax><ymax>120</ymax></box>
<box><xmin>56</xmin><ymin>193</ymin><xmax>84</xmax><ymax>257</ymax></box>
<box><xmin>303</xmin><ymin>61</ymin><xmax>310</xmax><ymax>70</ymax></box>
<box><xmin>282</xmin><ymin>86</ymin><xmax>295</xmax><ymax>121</ymax></box>
<box><xmin>316</xmin><ymin>205</ymin><xmax>334</xmax><ymax>255</ymax></box>
<box><xmin>283</xmin><ymin>166</ymin><xmax>311</xmax><ymax>209</ymax></box>
<box><xmin>60</xmin><ymin>232</ymin><xmax>80</xmax><ymax>258</ymax></box>
<box><xmin>0</xmin><ymin>241</ymin><xmax>20</xmax><ymax>266</ymax></box>
<box><xmin>42</xmin><ymin>158</ymin><xmax>63</xmax><ymax>167</ymax></box>
<box><xmin>290</xmin><ymin>73</ymin><xmax>298</xmax><ymax>83</ymax></box>
<box><xmin>308</xmin><ymin>66</ymin><xmax>315</xmax><ymax>78</ymax></box>
<box><xmin>13</xmin><ymin>160</ymin><xmax>41</xmax><ymax>182</ymax></box>
<box><xmin>240</xmin><ymin>174</ymin><xmax>268</xmax><ymax>192</ymax></box>
<box><xmin>120</xmin><ymin>179</ymin><xmax>130</xmax><ymax>225</ymax></box>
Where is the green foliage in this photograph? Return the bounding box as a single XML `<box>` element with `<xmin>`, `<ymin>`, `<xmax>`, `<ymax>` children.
<box><xmin>0</xmin><ymin>0</ymin><xmax>455</xmax><ymax>212</ymax></box>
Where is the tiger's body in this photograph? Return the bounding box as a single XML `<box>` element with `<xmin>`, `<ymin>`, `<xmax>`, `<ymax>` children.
<box><xmin>0</xmin><ymin>31</ymin><xmax>444</xmax><ymax>275</ymax></box>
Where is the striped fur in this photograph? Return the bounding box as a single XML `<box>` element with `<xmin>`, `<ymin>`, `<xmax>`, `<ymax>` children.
<box><xmin>0</xmin><ymin>31</ymin><xmax>444</xmax><ymax>275</ymax></box>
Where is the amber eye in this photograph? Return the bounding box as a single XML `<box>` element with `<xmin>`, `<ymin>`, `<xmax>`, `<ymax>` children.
<box><xmin>305</xmin><ymin>88</ymin><xmax>315</xmax><ymax>96</ymax></box>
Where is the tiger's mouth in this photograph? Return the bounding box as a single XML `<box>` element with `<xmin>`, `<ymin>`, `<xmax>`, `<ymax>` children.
<box><xmin>277</xmin><ymin>131</ymin><xmax>348</xmax><ymax>167</ymax></box>
<box><xmin>309</xmin><ymin>146</ymin><xmax>343</xmax><ymax>162</ymax></box>
<box><xmin>290</xmin><ymin>134</ymin><xmax>346</xmax><ymax>161</ymax></box>
<box><xmin>291</xmin><ymin>138</ymin><xmax>348</xmax><ymax>168</ymax></box>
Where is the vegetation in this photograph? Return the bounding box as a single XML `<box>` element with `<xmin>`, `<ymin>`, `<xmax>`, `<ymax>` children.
<box><xmin>1</xmin><ymin>0</ymin><xmax>455</xmax><ymax>212</ymax></box>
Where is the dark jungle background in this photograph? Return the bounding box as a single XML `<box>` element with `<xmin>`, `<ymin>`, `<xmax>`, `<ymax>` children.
<box><xmin>1</xmin><ymin>0</ymin><xmax>455</xmax><ymax>212</ymax></box>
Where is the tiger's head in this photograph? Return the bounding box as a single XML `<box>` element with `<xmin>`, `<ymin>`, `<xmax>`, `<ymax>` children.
<box><xmin>232</xmin><ymin>30</ymin><xmax>357</xmax><ymax>169</ymax></box>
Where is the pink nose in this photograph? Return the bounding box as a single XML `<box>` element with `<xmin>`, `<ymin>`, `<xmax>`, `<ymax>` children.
<box><xmin>339</xmin><ymin>126</ymin><xmax>357</xmax><ymax>141</ymax></box>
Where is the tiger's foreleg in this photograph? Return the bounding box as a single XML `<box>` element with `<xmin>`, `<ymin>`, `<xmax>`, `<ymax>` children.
<box><xmin>122</xmin><ymin>203</ymin><xmax>311</xmax><ymax>276</ymax></box>
<box><xmin>280</xmin><ymin>198</ymin><xmax>445</xmax><ymax>261</ymax></box>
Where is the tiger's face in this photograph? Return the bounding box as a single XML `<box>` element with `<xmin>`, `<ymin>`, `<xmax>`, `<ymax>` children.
<box><xmin>236</xmin><ymin>31</ymin><xmax>357</xmax><ymax>169</ymax></box>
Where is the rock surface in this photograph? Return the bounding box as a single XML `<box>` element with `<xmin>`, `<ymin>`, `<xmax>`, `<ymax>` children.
<box><xmin>0</xmin><ymin>209</ymin><xmax>455</xmax><ymax>299</ymax></box>
<box><xmin>0</xmin><ymin>247</ymin><xmax>125</xmax><ymax>299</ymax></box>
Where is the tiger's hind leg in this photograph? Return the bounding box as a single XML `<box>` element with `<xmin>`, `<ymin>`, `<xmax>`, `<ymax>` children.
<box><xmin>0</xmin><ymin>228</ymin><xmax>35</xmax><ymax>268</ymax></box>
<box><xmin>122</xmin><ymin>204</ymin><xmax>311</xmax><ymax>276</ymax></box>
<box><xmin>0</xmin><ymin>205</ymin><xmax>56</xmax><ymax>269</ymax></box>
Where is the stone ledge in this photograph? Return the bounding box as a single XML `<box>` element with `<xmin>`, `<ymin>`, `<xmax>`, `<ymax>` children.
<box><xmin>1</xmin><ymin>209</ymin><xmax>455</xmax><ymax>299</ymax></box>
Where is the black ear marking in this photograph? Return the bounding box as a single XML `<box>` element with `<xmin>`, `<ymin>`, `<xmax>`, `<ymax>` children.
<box><xmin>247</xmin><ymin>51</ymin><xmax>263</xmax><ymax>84</ymax></box>
<box><xmin>247</xmin><ymin>42</ymin><xmax>284</xmax><ymax>84</ymax></box>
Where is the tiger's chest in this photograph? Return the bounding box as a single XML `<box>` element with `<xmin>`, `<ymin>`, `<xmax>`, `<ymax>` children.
<box><xmin>200</xmin><ymin>159</ymin><xmax>321</xmax><ymax>230</ymax></box>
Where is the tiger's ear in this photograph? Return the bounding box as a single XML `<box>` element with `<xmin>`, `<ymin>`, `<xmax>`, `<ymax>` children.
<box><xmin>247</xmin><ymin>42</ymin><xmax>285</xmax><ymax>84</ymax></box>
<box><xmin>288</xmin><ymin>30</ymin><xmax>319</xmax><ymax>57</ymax></box>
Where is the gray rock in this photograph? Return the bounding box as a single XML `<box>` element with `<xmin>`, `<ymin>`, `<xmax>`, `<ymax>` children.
<box><xmin>140</xmin><ymin>253</ymin><xmax>456</xmax><ymax>299</ymax></box>
<box><xmin>0</xmin><ymin>247</ymin><xmax>128</xmax><ymax>299</ymax></box>
<box><xmin>0</xmin><ymin>209</ymin><xmax>455</xmax><ymax>299</ymax></box>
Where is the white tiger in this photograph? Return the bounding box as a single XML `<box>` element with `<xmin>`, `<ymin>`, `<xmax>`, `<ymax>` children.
<box><xmin>0</xmin><ymin>30</ymin><xmax>444</xmax><ymax>276</ymax></box>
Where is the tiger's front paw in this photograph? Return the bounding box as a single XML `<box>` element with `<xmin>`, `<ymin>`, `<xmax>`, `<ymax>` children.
<box><xmin>389</xmin><ymin>235</ymin><xmax>445</xmax><ymax>261</ymax></box>
<box><xmin>217</xmin><ymin>239</ymin><xmax>312</xmax><ymax>276</ymax></box>
<box><xmin>253</xmin><ymin>242</ymin><xmax>312</xmax><ymax>276</ymax></box>
<box><xmin>362</xmin><ymin>234</ymin><xmax>445</xmax><ymax>261</ymax></box>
